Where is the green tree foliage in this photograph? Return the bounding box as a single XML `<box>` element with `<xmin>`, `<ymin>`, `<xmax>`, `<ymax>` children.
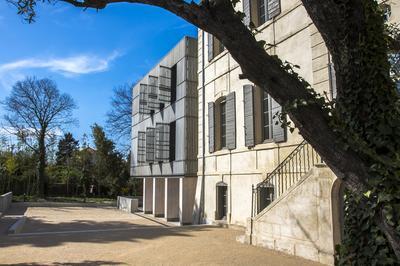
<box><xmin>0</xmin><ymin>142</ymin><xmax>38</xmax><ymax>196</ymax></box>
<box><xmin>91</xmin><ymin>123</ymin><xmax>130</xmax><ymax>196</ymax></box>
<box><xmin>56</xmin><ymin>133</ymin><xmax>79</xmax><ymax>166</ymax></box>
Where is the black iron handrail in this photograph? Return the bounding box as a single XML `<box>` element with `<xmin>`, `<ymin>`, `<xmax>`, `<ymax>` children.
<box><xmin>251</xmin><ymin>140</ymin><xmax>322</xmax><ymax>217</ymax></box>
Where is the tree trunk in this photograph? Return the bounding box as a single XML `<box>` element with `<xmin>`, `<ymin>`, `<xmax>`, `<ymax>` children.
<box><xmin>38</xmin><ymin>130</ymin><xmax>47</xmax><ymax>198</ymax></box>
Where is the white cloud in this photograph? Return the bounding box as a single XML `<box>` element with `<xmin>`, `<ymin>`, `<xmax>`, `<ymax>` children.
<box><xmin>0</xmin><ymin>51</ymin><xmax>119</xmax><ymax>75</ymax></box>
<box><xmin>0</xmin><ymin>51</ymin><xmax>120</xmax><ymax>90</ymax></box>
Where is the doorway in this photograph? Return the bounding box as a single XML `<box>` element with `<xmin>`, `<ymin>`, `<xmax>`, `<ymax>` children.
<box><xmin>216</xmin><ymin>182</ymin><xmax>228</xmax><ymax>220</ymax></box>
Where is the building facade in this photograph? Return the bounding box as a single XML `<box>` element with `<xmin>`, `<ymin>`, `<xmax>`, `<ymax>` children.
<box><xmin>131</xmin><ymin>36</ymin><xmax>198</xmax><ymax>224</ymax></box>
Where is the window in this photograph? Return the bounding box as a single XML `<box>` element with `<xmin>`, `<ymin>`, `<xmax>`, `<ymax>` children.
<box><xmin>258</xmin><ymin>0</ymin><xmax>267</xmax><ymax>25</ymax></box>
<box><xmin>257</xmin><ymin>184</ymin><xmax>274</xmax><ymax>214</ymax></box>
<box><xmin>170</xmin><ymin>64</ymin><xmax>177</xmax><ymax>103</ymax></box>
<box><xmin>208</xmin><ymin>34</ymin><xmax>225</xmax><ymax>62</ymax></box>
<box><xmin>262</xmin><ymin>91</ymin><xmax>272</xmax><ymax>141</ymax></box>
<box><xmin>220</xmin><ymin>100</ymin><xmax>227</xmax><ymax>149</ymax></box>
<box><xmin>208</xmin><ymin>92</ymin><xmax>236</xmax><ymax>153</ymax></box>
<box><xmin>169</xmin><ymin>121</ymin><xmax>176</xmax><ymax>162</ymax></box>
<box><xmin>243</xmin><ymin>0</ymin><xmax>281</xmax><ymax>28</ymax></box>
<box><xmin>243</xmin><ymin>85</ymin><xmax>286</xmax><ymax>147</ymax></box>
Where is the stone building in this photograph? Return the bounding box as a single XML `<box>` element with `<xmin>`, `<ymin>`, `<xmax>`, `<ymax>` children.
<box><xmin>193</xmin><ymin>0</ymin><xmax>399</xmax><ymax>264</ymax></box>
<box><xmin>130</xmin><ymin>36</ymin><xmax>198</xmax><ymax>224</ymax></box>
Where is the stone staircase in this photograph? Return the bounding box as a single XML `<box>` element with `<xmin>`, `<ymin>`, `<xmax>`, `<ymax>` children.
<box><xmin>239</xmin><ymin>141</ymin><xmax>338</xmax><ymax>265</ymax></box>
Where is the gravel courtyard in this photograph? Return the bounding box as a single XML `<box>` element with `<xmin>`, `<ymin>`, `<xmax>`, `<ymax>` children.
<box><xmin>0</xmin><ymin>204</ymin><xmax>323</xmax><ymax>266</ymax></box>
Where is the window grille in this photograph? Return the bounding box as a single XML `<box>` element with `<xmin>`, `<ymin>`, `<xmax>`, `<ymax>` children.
<box><xmin>155</xmin><ymin>123</ymin><xmax>170</xmax><ymax>162</ymax></box>
<box><xmin>148</xmin><ymin>75</ymin><xmax>159</xmax><ymax>112</ymax></box>
<box><xmin>137</xmin><ymin>131</ymin><xmax>146</xmax><ymax>163</ymax></box>
<box><xmin>146</xmin><ymin>127</ymin><xmax>155</xmax><ymax>162</ymax></box>
<box><xmin>158</xmin><ymin>66</ymin><xmax>171</xmax><ymax>105</ymax></box>
<box><xmin>139</xmin><ymin>84</ymin><xmax>150</xmax><ymax>120</ymax></box>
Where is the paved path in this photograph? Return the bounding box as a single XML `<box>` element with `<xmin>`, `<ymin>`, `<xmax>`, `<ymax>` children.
<box><xmin>0</xmin><ymin>204</ymin><xmax>323</xmax><ymax>266</ymax></box>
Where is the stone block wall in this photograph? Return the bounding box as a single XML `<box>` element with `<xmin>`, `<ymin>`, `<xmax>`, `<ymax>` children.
<box><xmin>242</xmin><ymin>166</ymin><xmax>341</xmax><ymax>265</ymax></box>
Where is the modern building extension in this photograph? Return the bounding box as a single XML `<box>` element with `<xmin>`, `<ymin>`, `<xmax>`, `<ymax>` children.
<box><xmin>130</xmin><ymin>36</ymin><xmax>198</xmax><ymax>224</ymax></box>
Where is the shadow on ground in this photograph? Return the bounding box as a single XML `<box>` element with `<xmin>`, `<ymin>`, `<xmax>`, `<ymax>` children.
<box><xmin>0</xmin><ymin>216</ymin><xmax>214</xmax><ymax>249</ymax></box>
<box><xmin>1</xmin><ymin>260</ymin><xmax>126</xmax><ymax>265</ymax></box>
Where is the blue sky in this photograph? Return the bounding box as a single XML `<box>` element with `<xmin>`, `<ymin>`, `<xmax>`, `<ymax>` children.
<box><xmin>0</xmin><ymin>1</ymin><xmax>197</xmax><ymax>145</ymax></box>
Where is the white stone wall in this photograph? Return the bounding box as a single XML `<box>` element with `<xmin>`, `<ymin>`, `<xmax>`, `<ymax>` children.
<box><xmin>243</xmin><ymin>166</ymin><xmax>339</xmax><ymax>265</ymax></box>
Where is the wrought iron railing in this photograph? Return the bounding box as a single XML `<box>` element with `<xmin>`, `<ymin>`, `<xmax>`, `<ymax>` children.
<box><xmin>251</xmin><ymin>140</ymin><xmax>322</xmax><ymax>217</ymax></box>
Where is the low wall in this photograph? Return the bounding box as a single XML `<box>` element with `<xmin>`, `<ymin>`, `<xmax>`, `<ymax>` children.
<box><xmin>0</xmin><ymin>192</ymin><xmax>13</xmax><ymax>214</ymax></box>
<box><xmin>117</xmin><ymin>196</ymin><xmax>139</xmax><ymax>213</ymax></box>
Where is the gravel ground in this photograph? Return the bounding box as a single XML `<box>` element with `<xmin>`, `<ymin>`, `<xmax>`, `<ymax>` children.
<box><xmin>0</xmin><ymin>205</ymin><xmax>323</xmax><ymax>266</ymax></box>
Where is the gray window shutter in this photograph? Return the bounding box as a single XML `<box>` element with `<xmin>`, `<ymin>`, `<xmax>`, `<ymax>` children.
<box><xmin>271</xmin><ymin>97</ymin><xmax>286</xmax><ymax>143</ymax></box>
<box><xmin>208</xmin><ymin>102</ymin><xmax>215</xmax><ymax>153</ymax></box>
<box><xmin>137</xmin><ymin>131</ymin><xmax>146</xmax><ymax>163</ymax></box>
<box><xmin>139</xmin><ymin>84</ymin><xmax>150</xmax><ymax>120</ymax></box>
<box><xmin>243</xmin><ymin>85</ymin><xmax>255</xmax><ymax>147</ymax></box>
<box><xmin>146</xmin><ymin>127</ymin><xmax>155</xmax><ymax>162</ymax></box>
<box><xmin>158</xmin><ymin>66</ymin><xmax>171</xmax><ymax>105</ymax></box>
<box><xmin>328</xmin><ymin>62</ymin><xmax>337</xmax><ymax>99</ymax></box>
<box><xmin>148</xmin><ymin>75</ymin><xmax>158</xmax><ymax>112</ymax></box>
<box><xmin>155</xmin><ymin>123</ymin><xmax>170</xmax><ymax>162</ymax></box>
<box><xmin>226</xmin><ymin>92</ymin><xmax>236</xmax><ymax>150</ymax></box>
<box><xmin>208</xmin><ymin>33</ymin><xmax>214</xmax><ymax>62</ymax></box>
<box><xmin>243</xmin><ymin>0</ymin><xmax>251</xmax><ymax>27</ymax></box>
<box><xmin>267</xmin><ymin>0</ymin><xmax>281</xmax><ymax>19</ymax></box>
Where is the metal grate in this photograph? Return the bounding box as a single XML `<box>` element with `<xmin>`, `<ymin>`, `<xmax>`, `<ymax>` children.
<box><xmin>155</xmin><ymin>123</ymin><xmax>170</xmax><ymax>162</ymax></box>
<box><xmin>137</xmin><ymin>131</ymin><xmax>146</xmax><ymax>163</ymax></box>
<box><xmin>146</xmin><ymin>127</ymin><xmax>155</xmax><ymax>162</ymax></box>
<box><xmin>158</xmin><ymin>66</ymin><xmax>171</xmax><ymax>104</ymax></box>
<box><xmin>148</xmin><ymin>76</ymin><xmax>159</xmax><ymax>112</ymax></box>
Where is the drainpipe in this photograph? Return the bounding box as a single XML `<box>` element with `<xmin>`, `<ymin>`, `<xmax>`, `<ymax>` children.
<box><xmin>250</xmin><ymin>184</ymin><xmax>254</xmax><ymax>245</ymax></box>
<box><xmin>198</xmin><ymin>30</ymin><xmax>206</xmax><ymax>224</ymax></box>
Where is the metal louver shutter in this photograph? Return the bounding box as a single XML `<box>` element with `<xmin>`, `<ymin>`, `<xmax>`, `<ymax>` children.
<box><xmin>243</xmin><ymin>85</ymin><xmax>255</xmax><ymax>147</ymax></box>
<box><xmin>208</xmin><ymin>102</ymin><xmax>215</xmax><ymax>153</ymax></box>
<box><xmin>139</xmin><ymin>84</ymin><xmax>149</xmax><ymax>119</ymax></box>
<box><xmin>208</xmin><ymin>33</ymin><xmax>214</xmax><ymax>62</ymax></box>
<box><xmin>148</xmin><ymin>75</ymin><xmax>158</xmax><ymax>112</ymax></box>
<box><xmin>226</xmin><ymin>92</ymin><xmax>236</xmax><ymax>150</ymax></box>
<box><xmin>267</xmin><ymin>0</ymin><xmax>281</xmax><ymax>20</ymax></box>
<box><xmin>158</xmin><ymin>66</ymin><xmax>171</xmax><ymax>105</ymax></box>
<box><xmin>242</xmin><ymin>0</ymin><xmax>251</xmax><ymax>27</ymax></box>
<box><xmin>271</xmin><ymin>97</ymin><xmax>286</xmax><ymax>143</ymax></box>
<box><xmin>155</xmin><ymin>123</ymin><xmax>170</xmax><ymax>162</ymax></box>
<box><xmin>137</xmin><ymin>132</ymin><xmax>146</xmax><ymax>163</ymax></box>
<box><xmin>146</xmin><ymin>127</ymin><xmax>155</xmax><ymax>162</ymax></box>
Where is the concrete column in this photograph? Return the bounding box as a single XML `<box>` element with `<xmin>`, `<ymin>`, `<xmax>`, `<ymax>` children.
<box><xmin>165</xmin><ymin>178</ymin><xmax>180</xmax><ymax>221</ymax></box>
<box><xmin>153</xmin><ymin>178</ymin><xmax>165</xmax><ymax>217</ymax></box>
<box><xmin>179</xmin><ymin>177</ymin><xmax>198</xmax><ymax>225</ymax></box>
<box><xmin>143</xmin><ymin>178</ymin><xmax>153</xmax><ymax>214</ymax></box>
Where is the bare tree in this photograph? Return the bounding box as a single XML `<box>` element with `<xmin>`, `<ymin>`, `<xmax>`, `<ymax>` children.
<box><xmin>2</xmin><ymin>77</ymin><xmax>77</xmax><ymax>197</ymax></box>
<box><xmin>8</xmin><ymin>0</ymin><xmax>400</xmax><ymax>258</ymax></box>
<box><xmin>106</xmin><ymin>83</ymin><xmax>133</xmax><ymax>142</ymax></box>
